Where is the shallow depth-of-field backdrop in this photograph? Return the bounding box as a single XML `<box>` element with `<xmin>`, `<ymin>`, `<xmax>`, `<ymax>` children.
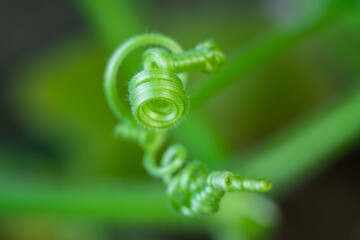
<box><xmin>1</xmin><ymin>0</ymin><xmax>360</xmax><ymax>239</ymax></box>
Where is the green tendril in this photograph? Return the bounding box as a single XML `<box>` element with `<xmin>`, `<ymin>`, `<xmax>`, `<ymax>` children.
<box><xmin>104</xmin><ymin>33</ymin><xmax>271</xmax><ymax>217</ymax></box>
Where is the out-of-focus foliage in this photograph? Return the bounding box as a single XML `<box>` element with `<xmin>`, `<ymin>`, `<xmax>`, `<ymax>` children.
<box><xmin>1</xmin><ymin>0</ymin><xmax>360</xmax><ymax>239</ymax></box>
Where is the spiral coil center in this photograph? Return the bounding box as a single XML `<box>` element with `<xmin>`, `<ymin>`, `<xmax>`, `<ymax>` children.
<box><xmin>129</xmin><ymin>69</ymin><xmax>189</xmax><ymax>129</ymax></box>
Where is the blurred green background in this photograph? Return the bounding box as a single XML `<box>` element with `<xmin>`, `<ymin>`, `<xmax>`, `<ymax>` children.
<box><xmin>1</xmin><ymin>0</ymin><xmax>360</xmax><ymax>239</ymax></box>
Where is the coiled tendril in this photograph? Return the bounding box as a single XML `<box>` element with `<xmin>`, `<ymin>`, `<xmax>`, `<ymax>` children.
<box><xmin>104</xmin><ymin>33</ymin><xmax>271</xmax><ymax>217</ymax></box>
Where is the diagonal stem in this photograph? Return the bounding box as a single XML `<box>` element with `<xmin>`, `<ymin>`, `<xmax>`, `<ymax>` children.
<box><xmin>190</xmin><ymin>0</ymin><xmax>358</xmax><ymax>108</ymax></box>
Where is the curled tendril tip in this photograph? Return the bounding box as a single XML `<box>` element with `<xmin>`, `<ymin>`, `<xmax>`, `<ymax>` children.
<box><xmin>104</xmin><ymin>33</ymin><xmax>271</xmax><ymax>217</ymax></box>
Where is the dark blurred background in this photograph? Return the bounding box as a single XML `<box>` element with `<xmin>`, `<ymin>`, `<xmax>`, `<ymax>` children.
<box><xmin>0</xmin><ymin>0</ymin><xmax>360</xmax><ymax>239</ymax></box>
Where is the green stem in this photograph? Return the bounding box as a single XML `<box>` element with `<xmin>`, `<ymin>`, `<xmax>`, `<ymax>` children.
<box><xmin>235</xmin><ymin>81</ymin><xmax>360</xmax><ymax>194</ymax></box>
<box><xmin>190</xmin><ymin>0</ymin><xmax>357</xmax><ymax>108</ymax></box>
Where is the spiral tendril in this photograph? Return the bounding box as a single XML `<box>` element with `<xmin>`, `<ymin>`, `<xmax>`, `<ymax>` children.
<box><xmin>104</xmin><ymin>33</ymin><xmax>271</xmax><ymax>217</ymax></box>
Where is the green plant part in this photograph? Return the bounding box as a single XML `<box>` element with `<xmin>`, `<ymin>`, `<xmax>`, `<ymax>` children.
<box><xmin>104</xmin><ymin>33</ymin><xmax>271</xmax><ymax>217</ymax></box>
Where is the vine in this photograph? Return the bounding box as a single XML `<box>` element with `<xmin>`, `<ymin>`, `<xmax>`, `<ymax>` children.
<box><xmin>104</xmin><ymin>33</ymin><xmax>271</xmax><ymax>217</ymax></box>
